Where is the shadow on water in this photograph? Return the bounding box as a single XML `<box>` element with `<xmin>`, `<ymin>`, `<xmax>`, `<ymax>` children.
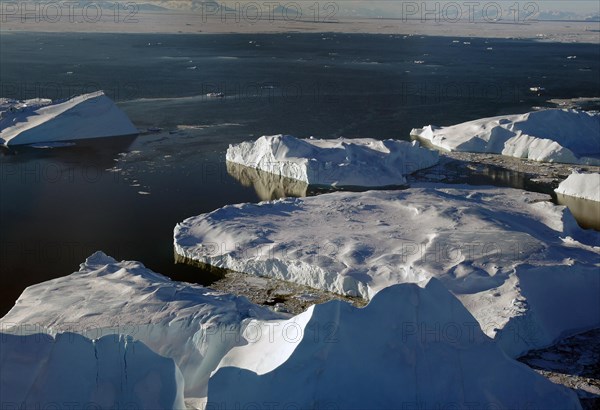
<box><xmin>437</xmin><ymin>161</ymin><xmax>600</xmax><ymax>231</ymax></box>
<box><xmin>557</xmin><ymin>194</ymin><xmax>600</xmax><ymax>231</ymax></box>
<box><xmin>226</xmin><ymin>161</ymin><xmax>310</xmax><ymax>200</ymax></box>
<box><xmin>226</xmin><ymin>154</ymin><xmax>600</xmax><ymax>232</ymax></box>
<box><xmin>173</xmin><ymin>252</ymin><xmax>228</xmax><ymax>280</ymax></box>
<box><xmin>225</xmin><ymin>161</ymin><xmax>408</xmax><ymax>201</ymax></box>
<box><xmin>0</xmin><ymin>134</ymin><xmax>139</xmax><ymax>161</ymax></box>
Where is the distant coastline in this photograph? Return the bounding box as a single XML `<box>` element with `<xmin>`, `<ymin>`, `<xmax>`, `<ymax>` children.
<box><xmin>1</xmin><ymin>12</ymin><xmax>599</xmax><ymax>44</ymax></box>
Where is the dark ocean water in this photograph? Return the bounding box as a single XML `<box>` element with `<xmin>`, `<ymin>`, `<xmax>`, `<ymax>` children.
<box><xmin>0</xmin><ymin>32</ymin><xmax>599</xmax><ymax>315</ymax></box>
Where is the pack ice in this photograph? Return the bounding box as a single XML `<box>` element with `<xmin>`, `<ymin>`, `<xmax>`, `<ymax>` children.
<box><xmin>174</xmin><ymin>185</ymin><xmax>600</xmax><ymax>357</ymax></box>
<box><xmin>0</xmin><ymin>251</ymin><xmax>284</xmax><ymax>404</ymax></box>
<box><xmin>411</xmin><ymin>109</ymin><xmax>600</xmax><ymax>164</ymax></box>
<box><xmin>0</xmin><ymin>91</ymin><xmax>138</xmax><ymax>146</ymax></box>
<box><xmin>226</xmin><ymin>134</ymin><xmax>439</xmax><ymax>187</ymax></box>
<box><xmin>0</xmin><ymin>332</ymin><xmax>185</xmax><ymax>409</ymax></box>
<box><xmin>208</xmin><ymin>279</ymin><xmax>581</xmax><ymax>410</ymax></box>
<box><xmin>556</xmin><ymin>172</ymin><xmax>600</xmax><ymax>202</ymax></box>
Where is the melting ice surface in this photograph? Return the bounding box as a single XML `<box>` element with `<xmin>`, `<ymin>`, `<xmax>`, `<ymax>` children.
<box><xmin>411</xmin><ymin>109</ymin><xmax>600</xmax><ymax>165</ymax></box>
<box><xmin>175</xmin><ymin>184</ymin><xmax>600</xmax><ymax>357</ymax></box>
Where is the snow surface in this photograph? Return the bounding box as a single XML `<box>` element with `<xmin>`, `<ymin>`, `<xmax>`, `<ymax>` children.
<box><xmin>411</xmin><ymin>109</ymin><xmax>600</xmax><ymax>164</ymax></box>
<box><xmin>0</xmin><ymin>91</ymin><xmax>138</xmax><ymax>146</ymax></box>
<box><xmin>226</xmin><ymin>134</ymin><xmax>439</xmax><ymax>187</ymax></box>
<box><xmin>208</xmin><ymin>279</ymin><xmax>581</xmax><ymax>410</ymax></box>
<box><xmin>0</xmin><ymin>252</ymin><xmax>284</xmax><ymax>402</ymax></box>
<box><xmin>175</xmin><ymin>185</ymin><xmax>600</xmax><ymax>357</ymax></box>
<box><xmin>556</xmin><ymin>172</ymin><xmax>600</xmax><ymax>202</ymax></box>
<box><xmin>0</xmin><ymin>332</ymin><xmax>185</xmax><ymax>409</ymax></box>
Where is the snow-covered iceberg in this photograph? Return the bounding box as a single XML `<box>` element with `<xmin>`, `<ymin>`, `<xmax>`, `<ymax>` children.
<box><xmin>0</xmin><ymin>91</ymin><xmax>138</xmax><ymax>146</ymax></box>
<box><xmin>174</xmin><ymin>185</ymin><xmax>600</xmax><ymax>356</ymax></box>
<box><xmin>0</xmin><ymin>252</ymin><xmax>284</xmax><ymax>404</ymax></box>
<box><xmin>411</xmin><ymin>109</ymin><xmax>600</xmax><ymax>164</ymax></box>
<box><xmin>208</xmin><ymin>279</ymin><xmax>581</xmax><ymax>410</ymax></box>
<box><xmin>555</xmin><ymin>172</ymin><xmax>600</xmax><ymax>202</ymax></box>
<box><xmin>1</xmin><ymin>332</ymin><xmax>185</xmax><ymax>409</ymax></box>
<box><xmin>226</xmin><ymin>135</ymin><xmax>439</xmax><ymax>187</ymax></box>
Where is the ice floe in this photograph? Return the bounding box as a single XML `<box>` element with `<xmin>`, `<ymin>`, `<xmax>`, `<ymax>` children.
<box><xmin>411</xmin><ymin>109</ymin><xmax>600</xmax><ymax>165</ymax></box>
<box><xmin>175</xmin><ymin>185</ymin><xmax>600</xmax><ymax>356</ymax></box>
<box><xmin>208</xmin><ymin>279</ymin><xmax>581</xmax><ymax>409</ymax></box>
<box><xmin>226</xmin><ymin>134</ymin><xmax>439</xmax><ymax>188</ymax></box>
<box><xmin>0</xmin><ymin>91</ymin><xmax>138</xmax><ymax>146</ymax></box>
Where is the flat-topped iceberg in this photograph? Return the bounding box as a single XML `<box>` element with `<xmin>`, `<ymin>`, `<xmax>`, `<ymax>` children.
<box><xmin>0</xmin><ymin>91</ymin><xmax>138</xmax><ymax>146</ymax></box>
<box><xmin>0</xmin><ymin>252</ymin><xmax>284</xmax><ymax>404</ymax></box>
<box><xmin>208</xmin><ymin>279</ymin><xmax>581</xmax><ymax>410</ymax></box>
<box><xmin>226</xmin><ymin>134</ymin><xmax>439</xmax><ymax>187</ymax></box>
<box><xmin>1</xmin><ymin>332</ymin><xmax>185</xmax><ymax>409</ymax></box>
<box><xmin>174</xmin><ymin>185</ymin><xmax>600</xmax><ymax>356</ymax></box>
<box><xmin>411</xmin><ymin>109</ymin><xmax>600</xmax><ymax>164</ymax></box>
<box><xmin>556</xmin><ymin>172</ymin><xmax>600</xmax><ymax>202</ymax></box>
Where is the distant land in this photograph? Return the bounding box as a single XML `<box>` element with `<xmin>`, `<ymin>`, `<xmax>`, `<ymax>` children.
<box><xmin>0</xmin><ymin>1</ymin><xmax>599</xmax><ymax>43</ymax></box>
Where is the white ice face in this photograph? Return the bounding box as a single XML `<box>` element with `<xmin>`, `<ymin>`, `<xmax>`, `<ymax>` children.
<box><xmin>0</xmin><ymin>332</ymin><xmax>185</xmax><ymax>409</ymax></box>
<box><xmin>226</xmin><ymin>134</ymin><xmax>439</xmax><ymax>187</ymax></box>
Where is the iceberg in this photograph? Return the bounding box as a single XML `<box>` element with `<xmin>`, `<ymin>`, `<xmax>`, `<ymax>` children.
<box><xmin>208</xmin><ymin>279</ymin><xmax>581</xmax><ymax>410</ymax></box>
<box><xmin>0</xmin><ymin>332</ymin><xmax>185</xmax><ymax>409</ymax></box>
<box><xmin>0</xmin><ymin>91</ymin><xmax>138</xmax><ymax>146</ymax></box>
<box><xmin>226</xmin><ymin>134</ymin><xmax>439</xmax><ymax>188</ymax></box>
<box><xmin>555</xmin><ymin>172</ymin><xmax>600</xmax><ymax>202</ymax></box>
<box><xmin>411</xmin><ymin>109</ymin><xmax>600</xmax><ymax>164</ymax></box>
<box><xmin>174</xmin><ymin>185</ymin><xmax>600</xmax><ymax>356</ymax></box>
<box><xmin>0</xmin><ymin>252</ymin><xmax>284</xmax><ymax>403</ymax></box>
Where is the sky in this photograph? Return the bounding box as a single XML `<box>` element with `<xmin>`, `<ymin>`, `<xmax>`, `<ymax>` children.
<box><xmin>340</xmin><ymin>1</ymin><xmax>600</xmax><ymax>15</ymax></box>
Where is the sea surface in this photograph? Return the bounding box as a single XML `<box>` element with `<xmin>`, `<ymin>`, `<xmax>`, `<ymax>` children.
<box><xmin>1</xmin><ymin>32</ymin><xmax>599</xmax><ymax>315</ymax></box>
